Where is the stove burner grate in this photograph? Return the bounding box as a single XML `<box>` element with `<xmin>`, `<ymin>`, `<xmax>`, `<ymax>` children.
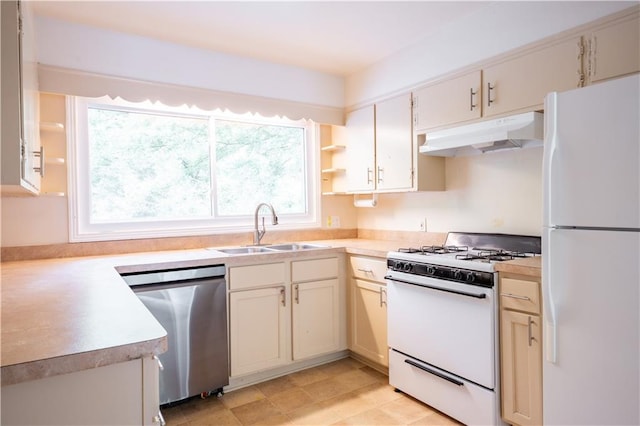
<box><xmin>397</xmin><ymin>245</ymin><xmax>468</xmax><ymax>254</ymax></box>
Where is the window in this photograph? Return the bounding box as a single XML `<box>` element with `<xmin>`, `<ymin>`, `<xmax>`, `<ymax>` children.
<box><xmin>69</xmin><ymin>97</ymin><xmax>319</xmax><ymax>241</ymax></box>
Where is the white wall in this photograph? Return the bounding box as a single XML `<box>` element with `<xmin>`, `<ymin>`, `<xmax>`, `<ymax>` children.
<box><xmin>35</xmin><ymin>17</ymin><xmax>344</xmax><ymax>109</ymax></box>
<box><xmin>357</xmin><ymin>148</ymin><xmax>543</xmax><ymax>236</ymax></box>
<box><xmin>345</xmin><ymin>1</ymin><xmax>634</xmax><ymax>107</ymax></box>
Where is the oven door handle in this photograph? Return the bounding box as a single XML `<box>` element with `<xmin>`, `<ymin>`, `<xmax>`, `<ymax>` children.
<box><xmin>404</xmin><ymin>359</ymin><xmax>464</xmax><ymax>386</ymax></box>
<box><xmin>385</xmin><ymin>276</ymin><xmax>487</xmax><ymax>299</ymax></box>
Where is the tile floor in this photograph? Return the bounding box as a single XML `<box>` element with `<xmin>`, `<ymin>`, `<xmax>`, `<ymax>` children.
<box><xmin>161</xmin><ymin>357</ymin><xmax>461</xmax><ymax>426</ymax></box>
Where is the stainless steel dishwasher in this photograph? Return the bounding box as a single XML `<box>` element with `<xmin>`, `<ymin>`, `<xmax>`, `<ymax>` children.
<box><xmin>121</xmin><ymin>264</ymin><xmax>229</xmax><ymax>405</ymax></box>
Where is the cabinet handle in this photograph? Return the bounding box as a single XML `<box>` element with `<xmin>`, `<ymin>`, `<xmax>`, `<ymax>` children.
<box><xmin>357</xmin><ymin>268</ymin><xmax>373</xmax><ymax>274</ymax></box>
<box><xmin>591</xmin><ymin>36</ymin><xmax>597</xmax><ymax>77</ymax></box>
<box><xmin>380</xmin><ymin>287</ymin><xmax>387</xmax><ymax>307</ymax></box>
<box><xmin>487</xmin><ymin>82</ymin><xmax>495</xmax><ymax>106</ymax></box>
<box><xmin>153</xmin><ymin>411</ymin><xmax>166</xmax><ymax>426</ymax></box>
<box><xmin>469</xmin><ymin>88</ymin><xmax>477</xmax><ymax>111</ymax></box>
<box><xmin>500</xmin><ymin>292</ymin><xmax>530</xmax><ymax>301</ymax></box>
<box><xmin>294</xmin><ymin>284</ymin><xmax>299</xmax><ymax>304</ymax></box>
<box><xmin>528</xmin><ymin>316</ymin><xmax>534</xmax><ymax>347</ymax></box>
<box><xmin>152</xmin><ymin>355</ymin><xmax>164</xmax><ymax>371</ymax></box>
<box><xmin>367</xmin><ymin>167</ymin><xmax>373</xmax><ymax>185</ymax></box>
<box><xmin>33</xmin><ymin>146</ymin><xmax>45</xmax><ymax>177</ymax></box>
<box><xmin>280</xmin><ymin>286</ymin><xmax>286</xmax><ymax>307</ymax></box>
<box><xmin>377</xmin><ymin>166</ymin><xmax>384</xmax><ymax>184</ymax></box>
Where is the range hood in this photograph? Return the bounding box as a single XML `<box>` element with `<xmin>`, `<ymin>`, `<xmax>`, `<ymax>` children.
<box><xmin>419</xmin><ymin>112</ymin><xmax>544</xmax><ymax>157</ymax></box>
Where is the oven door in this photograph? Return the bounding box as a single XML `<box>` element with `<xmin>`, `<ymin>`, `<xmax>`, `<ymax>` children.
<box><xmin>386</xmin><ymin>271</ymin><xmax>496</xmax><ymax>389</ymax></box>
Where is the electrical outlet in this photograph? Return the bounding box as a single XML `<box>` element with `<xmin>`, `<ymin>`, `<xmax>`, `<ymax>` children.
<box><xmin>420</xmin><ymin>217</ymin><xmax>428</xmax><ymax>232</ymax></box>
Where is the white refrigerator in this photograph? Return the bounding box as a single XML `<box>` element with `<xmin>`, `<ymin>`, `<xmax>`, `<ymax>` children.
<box><xmin>542</xmin><ymin>73</ymin><xmax>640</xmax><ymax>425</ymax></box>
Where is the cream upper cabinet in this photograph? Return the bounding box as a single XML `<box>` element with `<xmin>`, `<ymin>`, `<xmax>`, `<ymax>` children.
<box><xmin>291</xmin><ymin>257</ymin><xmax>342</xmax><ymax>360</ymax></box>
<box><xmin>483</xmin><ymin>37</ymin><xmax>583</xmax><ymax>118</ymax></box>
<box><xmin>413</xmin><ymin>70</ymin><xmax>482</xmax><ymax>132</ymax></box>
<box><xmin>348</xmin><ymin>255</ymin><xmax>389</xmax><ymax>368</ymax></box>
<box><xmin>586</xmin><ymin>14</ymin><xmax>640</xmax><ymax>84</ymax></box>
<box><xmin>499</xmin><ymin>273</ymin><xmax>543</xmax><ymax>426</ymax></box>
<box><xmin>374</xmin><ymin>94</ymin><xmax>414</xmax><ymax>191</ymax></box>
<box><xmin>344</xmin><ymin>105</ymin><xmax>376</xmax><ymax>192</ymax></box>
<box><xmin>1</xmin><ymin>0</ymin><xmax>41</xmax><ymax>195</ymax></box>
<box><xmin>345</xmin><ymin>95</ymin><xmax>444</xmax><ymax>193</ymax></box>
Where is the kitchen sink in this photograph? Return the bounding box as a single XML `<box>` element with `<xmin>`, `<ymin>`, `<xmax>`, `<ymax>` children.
<box><xmin>265</xmin><ymin>243</ymin><xmax>329</xmax><ymax>251</ymax></box>
<box><xmin>208</xmin><ymin>243</ymin><xmax>329</xmax><ymax>254</ymax></box>
<box><xmin>213</xmin><ymin>246</ymin><xmax>276</xmax><ymax>254</ymax></box>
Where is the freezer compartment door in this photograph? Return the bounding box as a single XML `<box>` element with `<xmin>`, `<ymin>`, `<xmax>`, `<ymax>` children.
<box><xmin>543</xmin><ymin>74</ymin><xmax>639</xmax><ymax>229</ymax></box>
<box><xmin>542</xmin><ymin>227</ymin><xmax>639</xmax><ymax>425</ymax></box>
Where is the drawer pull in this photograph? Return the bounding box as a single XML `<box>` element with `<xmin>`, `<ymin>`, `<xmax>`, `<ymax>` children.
<box><xmin>501</xmin><ymin>292</ymin><xmax>531</xmax><ymax>301</ymax></box>
<box><xmin>380</xmin><ymin>287</ymin><xmax>387</xmax><ymax>307</ymax></box>
<box><xmin>357</xmin><ymin>268</ymin><xmax>373</xmax><ymax>274</ymax></box>
<box><xmin>404</xmin><ymin>359</ymin><xmax>464</xmax><ymax>386</ymax></box>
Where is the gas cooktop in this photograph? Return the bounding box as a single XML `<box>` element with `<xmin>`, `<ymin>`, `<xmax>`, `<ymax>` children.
<box><xmin>388</xmin><ymin>232</ymin><xmax>542</xmax><ymax>275</ymax></box>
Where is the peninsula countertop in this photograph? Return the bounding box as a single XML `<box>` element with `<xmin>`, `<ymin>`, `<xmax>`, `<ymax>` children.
<box><xmin>0</xmin><ymin>238</ymin><xmax>402</xmax><ymax>386</ymax></box>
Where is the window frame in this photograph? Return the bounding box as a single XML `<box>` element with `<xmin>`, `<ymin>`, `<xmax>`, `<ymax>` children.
<box><xmin>68</xmin><ymin>96</ymin><xmax>320</xmax><ymax>242</ymax></box>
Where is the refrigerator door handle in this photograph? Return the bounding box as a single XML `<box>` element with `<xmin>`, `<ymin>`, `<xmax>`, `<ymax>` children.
<box><xmin>543</xmin><ymin>92</ymin><xmax>558</xmax><ymax>228</ymax></box>
<box><xmin>543</xmin><ymin>228</ymin><xmax>558</xmax><ymax>363</ymax></box>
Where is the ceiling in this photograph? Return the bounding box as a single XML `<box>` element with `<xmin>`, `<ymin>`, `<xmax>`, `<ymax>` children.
<box><xmin>31</xmin><ymin>1</ymin><xmax>495</xmax><ymax>76</ymax></box>
<box><xmin>31</xmin><ymin>1</ymin><xmax>636</xmax><ymax>77</ymax></box>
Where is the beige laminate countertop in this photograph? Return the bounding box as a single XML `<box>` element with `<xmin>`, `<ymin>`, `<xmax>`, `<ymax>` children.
<box><xmin>0</xmin><ymin>239</ymin><xmax>399</xmax><ymax>386</ymax></box>
<box><xmin>494</xmin><ymin>256</ymin><xmax>542</xmax><ymax>277</ymax></box>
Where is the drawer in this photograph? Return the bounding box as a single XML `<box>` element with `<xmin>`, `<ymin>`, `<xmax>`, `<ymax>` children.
<box><xmin>229</xmin><ymin>263</ymin><xmax>285</xmax><ymax>290</ymax></box>
<box><xmin>349</xmin><ymin>255</ymin><xmax>387</xmax><ymax>283</ymax></box>
<box><xmin>291</xmin><ymin>257</ymin><xmax>338</xmax><ymax>282</ymax></box>
<box><xmin>500</xmin><ymin>277</ymin><xmax>541</xmax><ymax>314</ymax></box>
<box><xmin>389</xmin><ymin>350</ymin><xmax>497</xmax><ymax>426</ymax></box>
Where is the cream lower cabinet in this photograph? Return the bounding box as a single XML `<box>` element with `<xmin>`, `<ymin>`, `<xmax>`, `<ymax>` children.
<box><xmin>499</xmin><ymin>273</ymin><xmax>542</xmax><ymax>426</ymax></box>
<box><xmin>228</xmin><ymin>256</ymin><xmax>344</xmax><ymax>378</ymax></box>
<box><xmin>292</xmin><ymin>257</ymin><xmax>342</xmax><ymax>360</ymax></box>
<box><xmin>348</xmin><ymin>255</ymin><xmax>388</xmax><ymax>368</ymax></box>
<box><xmin>1</xmin><ymin>356</ymin><xmax>161</xmax><ymax>425</ymax></box>
<box><xmin>228</xmin><ymin>262</ymin><xmax>288</xmax><ymax>377</ymax></box>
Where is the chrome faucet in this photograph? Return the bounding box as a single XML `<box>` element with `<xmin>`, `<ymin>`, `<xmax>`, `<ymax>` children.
<box><xmin>253</xmin><ymin>203</ymin><xmax>278</xmax><ymax>245</ymax></box>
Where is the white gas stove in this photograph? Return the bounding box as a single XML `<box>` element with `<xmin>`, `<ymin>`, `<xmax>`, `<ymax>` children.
<box><xmin>386</xmin><ymin>232</ymin><xmax>541</xmax><ymax>425</ymax></box>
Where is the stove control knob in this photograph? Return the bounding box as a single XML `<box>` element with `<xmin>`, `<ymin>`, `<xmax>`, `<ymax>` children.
<box><xmin>394</xmin><ymin>262</ymin><xmax>405</xmax><ymax>271</ymax></box>
<box><xmin>453</xmin><ymin>270</ymin><xmax>463</xmax><ymax>280</ymax></box>
<box><xmin>426</xmin><ymin>266</ymin><xmax>436</xmax><ymax>275</ymax></box>
<box><xmin>403</xmin><ymin>263</ymin><xmax>413</xmax><ymax>272</ymax></box>
<box><xmin>465</xmin><ymin>272</ymin><xmax>476</xmax><ymax>283</ymax></box>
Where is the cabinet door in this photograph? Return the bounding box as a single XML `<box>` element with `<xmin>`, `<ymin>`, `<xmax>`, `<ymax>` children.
<box><xmin>229</xmin><ymin>287</ymin><xmax>288</xmax><ymax>376</ymax></box>
<box><xmin>500</xmin><ymin>310</ymin><xmax>542</xmax><ymax>426</ymax></box>
<box><xmin>414</xmin><ymin>70</ymin><xmax>482</xmax><ymax>131</ymax></box>
<box><xmin>588</xmin><ymin>16</ymin><xmax>640</xmax><ymax>84</ymax></box>
<box><xmin>143</xmin><ymin>356</ymin><xmax>162</xmax><ymax>426</ymax></box>
<box><xmin>351</xmin><ymin>279</ymin><xmax>388</xmax><ymax>367</ymax></box>
<box><xmin>483</xmin><ymin>37</ymin><xmax>582</xmax><ymax>118</ymax></box>
<box><xmin>292</xmin><ymin>279</ymin><xmax>340</xmax><ymax>360</ymax></box>
<box><xmin>1</xmin><ymin>359</ymin><xmax>143</xmax><ymax>425</ymax></box>
<box><xmin>1</xmin><ymin>1</ymin><xmax>40</xmax><ymax>194</ymax></box>
<box><xmin>345</xmin><ymin>105</ymin><xmax>375</xmax><ymax>192</ymax></box>
<box><xmin>19</xmin><ymin>0</ymin><xmax>41</xmax><ymax>191</ymax></box>
<box><xmin>375</xmin><ymin>93</ymin><xmax>413</xmax><ymax>191</ymax></box>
